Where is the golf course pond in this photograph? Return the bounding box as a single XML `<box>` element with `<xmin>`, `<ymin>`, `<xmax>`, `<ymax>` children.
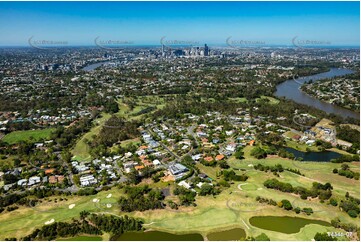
<box><xmin>284</xmin><ymin>147</ymin><xmax>342</xmax><ymax>162</ymax></box>
<box><xmin>249</xmin><ymin>216</ymin><xmax>331</xmax><ymax>234</ymax></box>
<box><xmin>207</xmin><ymin>228</ymin><xmax>247</xmax><ymax>241</ymax></box>
<box><xmin>112</xmin><ymin>231</ymin><xmax>204</xmax><ymax>241</ymax></box>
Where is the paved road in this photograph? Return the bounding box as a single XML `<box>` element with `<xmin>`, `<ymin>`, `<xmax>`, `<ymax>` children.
<box><xmin>187</xmin><ymin>124</ymin><xmax>200</xmax><ymax>147</ymax></box>
<box><xmin>146</xmin><ymin>128</ymin><xmax>180</xmax><ymax>161</ymax></box>
<box><xmin>276</xmin><ymin>123</ymin><xmax>304</xmax><ymax>137</ymax></box>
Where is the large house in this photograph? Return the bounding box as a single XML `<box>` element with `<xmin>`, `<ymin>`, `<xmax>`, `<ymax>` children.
<box><xmin>169</xmin><ymin>163</ymin><xmax>189</xmax><ymax>179</ymax></box>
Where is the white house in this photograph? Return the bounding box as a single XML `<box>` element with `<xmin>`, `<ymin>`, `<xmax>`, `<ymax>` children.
<box><xmin>80</xmin><ymin>175</ymin><xmax>97</xmax><ymax>187</ymax></box>
<box><xmin>178</xmin><ymin>180</ymin><xmax>191</xmax><ymax>189</ymax></box>
<box><xmin>153</xmin><ymin>159</ymin><xmax>161</xmax><ymax>166</ymax></box>
<box><xmin>306</xmin><ymin>140</ymin><xmax>316</xmax><ymax>146</ymax></box>
<box><xmin>17</xmin><ymin>179</ymin><xmax>27</xmax><ymax>186</ymax></box>
<box><xmin>28</xmin><ymin>176</ymin><xmax>41</xmax><ymax>186</ymax></box>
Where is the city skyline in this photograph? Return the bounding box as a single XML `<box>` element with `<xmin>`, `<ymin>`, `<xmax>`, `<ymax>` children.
<box><xmin>0</xmin><ymin>2</ymin><xmax>360</xmax><ymax>241</ymax></box>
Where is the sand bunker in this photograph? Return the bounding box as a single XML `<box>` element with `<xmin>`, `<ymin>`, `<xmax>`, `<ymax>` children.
<box><xmin>44</xmin><ymin>219</ymin><xmax>55</xmax><ymax>225</ymax></box>
<box><xmin>106</xmin><ymin>194</ymin><xmax>112</xmax><ymax>198</ymax></box>
<box><xmin>68</xmin><ymin>204</ymin><xmax>76</xmax><ymax>209</ymax></box>
<box><xmin>106</xmin><ymin>204</ymin><xmax>112</xmax><ymax>208</ymax></box>
<box><xmin>92</xmin><ymin>198</ymin><xmax>100</xmax><ymax>203</ymax></box>
<box><xmin>248</xmin><ymin>164</ymin><xmax>254</xmax><ymax>167</ymax></box>
<box><xmin>237</xmin><ymin>183</ymin><xmax>248</xmax><ymax>191</ymax></box>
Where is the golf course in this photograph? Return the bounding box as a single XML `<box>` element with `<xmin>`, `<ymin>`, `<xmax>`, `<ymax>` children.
<box><xmin>0</xmin><ymin>149</ymin><xmax>358</xmax><ymax>240</ymax></box>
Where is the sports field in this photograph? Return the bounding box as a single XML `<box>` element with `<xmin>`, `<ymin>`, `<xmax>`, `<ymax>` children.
<box><xmin>2</xmin><ymin>128</ymin><xmax>55</xmax><ymax>145</ymax></box>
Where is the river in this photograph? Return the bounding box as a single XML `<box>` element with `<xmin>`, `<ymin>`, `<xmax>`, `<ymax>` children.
<box><xmin>275</xmin><ymin>68</ymin><xmax>359</xmax><ymax>119</ymax></box>
<box><xmin>82</xmin><ymin>61</ymin><xmax>112</xmax><ymax>71</ymax></box>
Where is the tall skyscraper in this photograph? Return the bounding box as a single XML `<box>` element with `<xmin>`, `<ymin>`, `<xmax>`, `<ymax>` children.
<box><xmin>204</xmin><ymin>44</ymin><xmax>209</xmax><ymax>56</ymax></box>
<box><xmin>162</xmin><ymin>44</ymin><xmax>165</xmax><ymax>57</ymax></box>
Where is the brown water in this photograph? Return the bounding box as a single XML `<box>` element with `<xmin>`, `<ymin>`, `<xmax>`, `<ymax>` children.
<box><xmin>249</xmin><ymin>216</ymin><xmax>331</xmax><ymax>234</ymax></box>
<box><xmin>207</xmin><ymin>228</ymin><xmax>246</xmax><ymax>241</ymax></box>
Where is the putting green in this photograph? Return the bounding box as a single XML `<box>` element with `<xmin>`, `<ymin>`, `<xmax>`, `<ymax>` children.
<box><xmin>239</xmin><ymin>183</ymin><xmax>258</xmax><ymax>191</ymax></box>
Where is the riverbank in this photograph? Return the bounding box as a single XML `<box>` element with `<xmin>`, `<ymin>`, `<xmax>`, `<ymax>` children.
<box><xmin>299</xmin><ymin>85</ymin><xmax>360</xmax><ymax>114</ymax></box>
<box><xmin>82</xmin><ymin>61</ymin><xmax>112</xmax><ymax>72</ymax></box>
<box><xmin>275</xmin><ymin>68</ymin><xmax>358</xmax><ymax>119</ymax></box>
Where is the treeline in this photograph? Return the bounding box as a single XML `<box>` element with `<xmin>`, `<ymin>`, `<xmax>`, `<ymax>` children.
<box><xmin>331</xmin><ymin>218</ymin><xmax>359</xmax><ymax>232</ymax></box>
<box><xmin>336</xmin><ymin>126</ymin><xmax>360</xmax><ymax>154</ymax></box>
<box><xmin>0</xmin><ymin>188</ymin><xmax>70</xmax><ymax>214</ymax></box>
<box><xmin>133</xmin><ymin>106</ymin><xmax>156</xmax><ymax>116</ymax></box>
<box><xmin>339</xmin><ymin>193</ymin><xmax>360</xmax><ymax>218</ymax></box>
<box><xmin>250</xmin><ymin>146</ymin><xmax>296</xmax><ymax>160</ymax></box>
<box><xmin>76</xmin><ymin>187</ymin><xmax>98</xmax><ymax>196</ymax></box>
<box><xmin>22</xmin><ymin>220</ymin><xmax>101</xmax><ymax>241</ymax></box>
<box><xmin>314</xmin><ymin>232</ymin><xmax>336</xmax><ymax>241</ymax></box>
<box><xmin>331</xmin><ymin>154</ymin><xmax>360</xmax><ymax>163</ymax></box>
<box><xmin>173</xmin><ymin>186</ymin><xmax>197</xmax><ymax>206</ymax></box>
<box><xmin>254</xmin><ymin>163</ymin><xmax>284</xmax><ymax>173</ymax></box>
<box><xmin>51</xmin><ymin>117</ymin><xmax>92</xmax><ymax>148</ymax></box>
<box><xmin>256</xmin><ymin>196</ymin><xmax>314</xmax><ymax>215</ymax></box>
<box><xmin>88</xmin><ymin>213</ymin><xmax>143</xmax><ymax>237</ymax></box>
<box><xmin>118</xmin><ymin>185</ymin><xmax>164</xmax><ymax>212</ymax></box>
<box><xmin>18</xmin><ymin>212</ymin><xmax>143</xmax><ymax>241</ymax></box>
<box><xmin>103</xmin><ymin>98</ymin><xmax>120</xmax><ymax>114</ymax></box>
<box><xmin>222</xmin><ymin>169</ymin><xmax>248</xmax><ymax>182</ymax></box>
<box><xmin>254</xmin><ymin>163</ymin><xmax>304</xmax><ymax>176</ymax></box>
<box><xmin>253</xmin><ymin>98</ymin><xmax>359</xmax><ymax>127</ymax></box>
<box><xmin>263</xmin><ymin>179</ymin><xmax>333</xmax><ymax>201</ymax></box>
<box><xmin>90</xmin><ymin>115</ymin><xmax>139</xmax><ymax>148</ymax></box>
<box><xmin>198</xmin><ymin>183</ymin><xmax>220</xmax><ymax>196</ymax></box>
<box><xmin>151</xmin><ymin>95</ymin><xmax>248</xmax><ymax>119</ymax></box>
<box><xmin>150</xmin><ymin>95</ymin><xmax>358</xmax><ymax>129</ymax></box>
<box><xmin>333</xmin><ymin>164</ymin><xmax>360</xmax><ymax>180</ymax></box>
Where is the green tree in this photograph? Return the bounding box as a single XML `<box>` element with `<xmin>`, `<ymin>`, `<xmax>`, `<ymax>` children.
<box><xmin>255</xmin><ymin>233</ymin><xmax>270</xmax><ymax>241</ymax></box>
<box><xmin>314</xmin><ymin>232</ymin><xmax>336</xmax><ymax>241</ymax></box>
<box><xmin>281</xmin><ymin>199</ymin><xmax>293</xmax><ymax>210</ymax></box>
<box><xmin>250</xmin><ymin>147</ymin><xmax>267</xmax><ymax>159</ymax></box>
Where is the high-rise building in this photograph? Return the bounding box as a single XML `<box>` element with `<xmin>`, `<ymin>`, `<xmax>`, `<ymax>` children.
<box><xmin>204</xmin><ymin>44</ymin><xmax>209</xmax><ymax>56</ymax></box>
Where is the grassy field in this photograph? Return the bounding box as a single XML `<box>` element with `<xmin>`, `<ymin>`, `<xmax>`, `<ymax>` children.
<box><xmin>0</xmin><ymin>187</ymin><xmax>126</xmax><ymax>240</ymax></box>
<box><xmin>72</xmin><ymin>95</ymin><xmax>168</xmax><ymax>161</ymax></box>
<box><xmin>2</xmin><ymin>128</ymin><xmax>55</xmax><ymax>145</ymax></box>
<box><xmin>228</xmin><ymin>97</ymin><xmax>248</xmax><ymax>103</ymax></box>
<box><xmin>256</xmin><ymin>96</ymin><xmax>280</xmax><ymax>105</ymax></box>
<box><xmin>284</xmin><ymin>140</ymin><xmax>320</xmax><ymax>152</ymax></box>
<box><xmin>72</xmin><ymin>113</ymin><xmax>111</xmax><ymax>161</ymax></box>
<box><xmin>57</xmin><ymin>235</ymin><xmax>103</xmax><ymax>241</ymax></box>
<box><xmin>196</xmin><ymin>163</ymin><xmax>221</xmax><ymax>180</ymax></box>
<box><xmin>0</xmin><ymin>155</ymin><xmax>19</xmax><ymax>168</ymax></box>
<box><xmin>117</xmin><ymin>95</ymin><xmax>168</xmax><ymax>120</ymax></box>
<box><xmin>110</xmin><ymin>138</ymin><xmax>141</xmax><ymax>152</ymax></box>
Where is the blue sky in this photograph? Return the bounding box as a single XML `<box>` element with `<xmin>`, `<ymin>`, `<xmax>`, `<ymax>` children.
<box><xmin>0</xmin><ymin>1</ymin><xmax>359</xmax><ymax>46</ymax></box>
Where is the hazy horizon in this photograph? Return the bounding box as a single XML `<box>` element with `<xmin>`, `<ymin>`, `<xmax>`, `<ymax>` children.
<box><xmin>0</xmin><ymin>1</ymin><xmax>359</xmax><ymax>47</ymax></box>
